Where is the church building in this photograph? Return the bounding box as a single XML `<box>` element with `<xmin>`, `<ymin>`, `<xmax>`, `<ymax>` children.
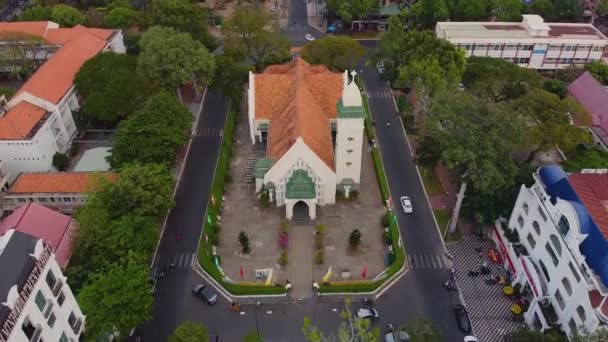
<box><xmin>248</xmin><ymin>58</ymin><xmax>365</xmax><ymax>220</ymax></box>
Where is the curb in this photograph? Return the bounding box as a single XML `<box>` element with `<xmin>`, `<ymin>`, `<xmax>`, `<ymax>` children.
<box><xmin>150</xmin><ymin>86</ymin><xmax>208</xmax><ymax>267</ymax></box>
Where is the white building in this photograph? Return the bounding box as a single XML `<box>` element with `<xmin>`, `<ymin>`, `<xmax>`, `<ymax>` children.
<box><xmin>493</xmin><ymin>166</ymin><xmax>608</xmax><ymax>338</ymax></box>
<box><xmin>0</xmin><ymin>21</ymin><xmax>125</xmax><ymax>182</ymax></box>
<box><xmin>0</xmin><ymin>229</ymin><xmax>84</xmax><ymax>342</ymax></box>
<box><xmin>248</xmin><ymin>58</ymin><xmax>365</xmax><ymax>220</ymax></box>
<box><xmin>436</xmin><ymin>15</ymin><xmax>608</xmax><ymax>70</ymax></box>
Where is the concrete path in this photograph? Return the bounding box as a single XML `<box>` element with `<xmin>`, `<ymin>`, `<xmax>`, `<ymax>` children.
<box><xmin>289</xmin><ymin>226</ymin><xmax>314</xmax><ymax>299</ymax></box>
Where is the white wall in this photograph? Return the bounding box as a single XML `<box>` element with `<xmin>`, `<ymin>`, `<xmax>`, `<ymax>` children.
<box><xmin>264</xmin><ymin>138</ymin><xmax>336</xmax><ymax>206</ymax></box>
<box><xmin>335</xmin><ymin>117</ymin><xmax>364</xmax><ymax>184</ymax></box>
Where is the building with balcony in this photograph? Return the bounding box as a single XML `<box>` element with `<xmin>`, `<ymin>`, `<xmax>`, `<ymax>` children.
<box><xmin>0</xmin><ymin>21</ymin><xmax>125</xmax><ymax>182</ymax></box>
<box><xmin>435</xmin><ymin>15</ymin><xmax>608</xmax><ymax>70</ymax></box>
<box><xmin>0</xmin><ymin>229</ymin><xmax>84</xmax><ymax>342</ymax></box>
<box><xmin>3</xmin><ymin>171</ymin><xmax>116</xmax><ymax>213</ymax></box>
<box><xmin>493</xmin><ymin>166</ymin><xmax>608</xmax><ymax>337</ymax></box>
<box><xmin>248</xmin><ymin>58</ymin><xmax>365</xmax><ymax>220</ymax></box>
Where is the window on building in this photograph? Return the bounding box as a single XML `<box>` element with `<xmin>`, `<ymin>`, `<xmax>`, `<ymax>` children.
<box><xmin>492</xmin><ymin>44</ymin><xmax>502</xmax><ymax>50</ymax></box>
<box><xmin>47</xmin><ymin>312</ymin><xmax>56</xmax><ymax>328</ymax></box>
<box><xmin>550</xmin><ymin>234</ymin><xmax>562</xmax><ymax>256</ymax></box>
<box><xmin>59</xmin><ymin>332</ymin><xmax>68</xmax><ymax>342</ymax></box>
<box><xmin>517</xmin><ymin>215</ymin><xmax>524</xmax><ymax>228</ymax></box>
<box><xmin>557</xmin><ymin>215</ymin><xmax>570</xmax><ymax>237</ymax></box>
<box><xmin>539</xmin><ymin>260</ymin><xmax>551</xmax><ymax>282</ymax></box>
<box><xmin>463</xmin><ymin>44</ymin><xmax>471</xmax><ymax>50</ymax></box>
<box><xmin>577</xmin><ymin>306</ymin><xmax>586</xmax><ymax>322</ymax></box>
<box><xmin>45</xmin><ymin>271</ymin><xmax>56</xmax><ymax>290</ymax></box>
<box><xmin>50</xmin><ymin>197</ymin><xmax>55</xmax><ymax>202</ymax></box>
<box><xmin>532</xmin><ymin>221</ymin><xmax>540</xmax><ymax>235</ymax></box>
<box><xmin>564</xmin><ymin>45</ymin><xmax>576</xmax><ymax>51</ymax></box>
<box><xmin>347</xmin><ymin>149</ymin><xmax>353</xmax><ymax>154</ymax></box>
<box><xmin>57</xmin><ymin>292</ymin><xmax>65</xmax><ymax>306</ymax></box>
<box><xmin>562</xmin><ymin>277</ymin><xmax>572</xmax><ymax>296</ymax></box>
<box><xmin>68</xmin><ymin>312</ymin><xmax>77</xmax><ymax>327</ymax></box>
<box><xmin>548</xmin><ymin>45</ymin><xmax>561</xmax><ymax>50</ymax></box>
<box><xmin>555</xmin><ymin>289</ymin><xmax>566</xmax><ymax>310</ymax></box>
<box><xmin>527</xmin><ymin>233</ymin><xmax>536</xmax><ymax>249</ymax></box>
<box><xmin>538</xmin><ymin>206</ymin><xmax>548</xmax><ymax>222</ymax></box>
<box><xmin>35</xmin><ymin>290</ymin><xmax>46</xmax><ymax>312</ymax></box>
<box><xmin>545</xmin><ymin>242</ymin><xmax>559</xmax><ymax>267</ymax></box>
<box><xmin>522</xmin><ymin>202</ymin><xmax>529</xmax><ymax>215</ymax></box>
<box><xmin>569</xmin><ymin>262</ymin><xmax>581</xmax><ymax>283</ymax></box>
<box><xmin>560</xmin><ymin>58</ymin><xmax>573</xmax><ymax>63</ymax></box>
<box><xmin>593</xmin><ymin>46</ymin><xmax>602</xmax><ymax>51</ymax></box>
<box><xmin>568</xmin><ymin>319</ymin><xmax>578</xmax><ymax>334</ymax></box>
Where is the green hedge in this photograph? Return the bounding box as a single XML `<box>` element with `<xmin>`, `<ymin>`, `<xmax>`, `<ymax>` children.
<box><xmin>197</xmin><ymin>104</ymin><xmax>285</xmax><ymax>296</ymax></box>
<box><xmin>371</xmin><ymin>147</ymin><xmax>389</xmax><ymax>203</ymax></box>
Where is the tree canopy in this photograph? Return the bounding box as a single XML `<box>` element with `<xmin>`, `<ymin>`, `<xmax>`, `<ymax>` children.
<box><xmin>147</xmin><ymin>0</ymin><xmax>215</xmax><ymax>49</ymax></box>
<box><xmin>18</xmin><ymin>5</ymin><xmax>52</xmax><ymax>21</ymax></box>
<box><xmin>222</xmin><ymin>7</ymin><xmax>291</xmax><ymax>72</ymax></box>
<box><xmin>584</xmin><ymin>60</ymin><xmax>608</xmax><ymax>85</ymax></box>
<box><xmin>104</xmin><ymin>7</ymin><xmax>139</xmax><ymax>28</ymax></box>
<box><xmin>75</xmin><ymin>53</ymin><xmax>149</xmax><ymax>124</ymax></box>
<box><xmin>109</xmin><ymin>91</ymin><xmax>192</xmax><ymax>168</ymax></box>
<box><xmin>301</xmin><ymin>36</ymin><xmax>365</xmax><ymax>71</ymax></box>
<box><xmin>326</xmin><ymin>0</ymin><xmax>379</xmax><ymax>23</ymax></box>
<box><xmin>77</xmin><ymin>252</ymin><xmax>153</xmax><ymax>340</ymax></box>
<box><xmin>462</xmin><ymin>57</ymin><xmax>542</xmax><ymax>102</ymax></box>
<box><xmin>564</xmin><ymin>148</ymin><xmax>608</xmax><ymax>172</ymax></box>
<box><xmin>137</xmin><ymin>26</ymin><xmax>216</xmax><ymax>92</ymax></box>
<box><xmin>402</xmin><ymin>318</ymin><xmax>442</xmax><ymax>342</ymax></box>
<box><xmin>410</xmin><ymin>0</ymin><xmax>449</xmax><ymax>28</ymax></box>
<box><xmin>493</xmin><ymin>0</ymin><xmax>523</xmax><ymax>21</ymax></box>
<box><xmin>169</xmin><ymin>321</ymin><xmax>209</xmax><ymax>342</ymax></box>
<box><xmin>51</xmin><ymin>4</ymin><xmax>85</xmax><ymax>27</ymax></box>
<box><xmin>302</xmin><ymin>298</ymin><xmax>379</xmax><ymax>341</ymax></box>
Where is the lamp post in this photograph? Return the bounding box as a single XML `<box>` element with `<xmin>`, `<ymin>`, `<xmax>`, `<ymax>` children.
<box><xmin>255</xmin><ymin>301</ymin><xmax>261</xmax><ymax>337</ymax></box>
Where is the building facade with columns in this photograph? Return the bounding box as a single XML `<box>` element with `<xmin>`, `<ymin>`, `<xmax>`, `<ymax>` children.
<box><xmin>248</xmin><ymin>58</ymin><xmax>364</xmax><ymax>220</ymax></box>
<box><xmin>492</xmin><ymin>166</ymin><xmax>608</xmax><ymax>337</ymax></box>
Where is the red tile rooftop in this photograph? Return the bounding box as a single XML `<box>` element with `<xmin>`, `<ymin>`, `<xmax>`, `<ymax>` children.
<box><xmin>569</xmin><ymin>173</ymin><xmax>608</xmax><ymax>240</ymax></box>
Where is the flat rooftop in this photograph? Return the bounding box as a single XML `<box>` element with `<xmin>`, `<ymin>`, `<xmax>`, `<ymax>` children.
<box><xmin>437</xmin><ymin>21</ymin><xmax>608</xmax><ymax>41</ymax></box>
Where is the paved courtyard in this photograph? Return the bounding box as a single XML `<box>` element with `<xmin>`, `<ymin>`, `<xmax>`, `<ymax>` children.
<box><xmin>216</xmin><ymin>106</ymin><xmax>386</xmax><ymax>296</ymax></box>
<box><xmin>447</xmin><ymin>236</ymin><xmax>525</xmax><ymax>342</ymax></box>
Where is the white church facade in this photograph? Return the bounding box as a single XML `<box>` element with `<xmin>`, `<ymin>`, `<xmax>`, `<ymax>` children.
<box><xmin>247</xmin><ymin>58</ymin><xmax>365</xmax><ymax>220</ymax></box>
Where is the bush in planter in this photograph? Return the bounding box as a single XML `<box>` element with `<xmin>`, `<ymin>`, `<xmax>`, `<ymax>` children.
<box><xmin>259</xmin><ymin>188</ymin><xmax>270</xmax><ymax>207</ymax></box>
<box><xmin>383</xmin><ymin>230</ymin><xmax>392</xmax><ymax>245</ymax></box>
<box><xmin>278</xmin><ymin>251</ymin><xmax>288</xmax><ymax>266</ymax></box>
<box><xmin>278</xmin><ymin>232</ymin><xmax>288</xmax><ymax>249</ymax></box>
<box><xmin>207</xmin><ymin>232</ymin><xmax>219</xmax><ymax>246</ymax></box>
<box><xmin>238</xmin><ymin>231</ymin><xmax>251</xmax><ymax>254</ymax></box>
<box><xmin>52</xmin><ymin>152</ymin><xmax>69</xmax><ymax>171</ymax></box>
<box><xmin>381</xmin><ymin>212</ymin><xmax>390</xmax><ymax>227</ymax></box>
<box><xmin>314</xmin><ymin>249</ymin><xmax>324</xmax><ymax>265</ymax></box>
<box><xmin>349</xmin><ymin>229</ymin><xmax>362</xmax><ymax>249</ymax></box>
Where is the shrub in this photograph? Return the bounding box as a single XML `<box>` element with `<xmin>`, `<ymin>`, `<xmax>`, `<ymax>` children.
<box><xmin>314</xmin><ymin>249</ymin><xmax>324</xmax><ymax>265</ymax></box>
<box><xmin>278</xmin><ymin>251</ymin><xmax>288</xmax><ymax>266</ymax></box>
<box><xmin>349</xmin><ymin>229</ymin><xmax>362</xmax><ymax>249</ymax></box>
<box><xmin>396</xmin><ymin>96</ymin><xmax>412</xmax><ymax>113</ymax></box>
<box><xmin>383</xmin><ymin>230</ymin><xmax>392</xmax><ymax>245</ymax></box>
<box><xmin>315</xmin><ymin>223</ymin><xmax>325</xmax><ymax>235</ymax></box>
<box><xmin>0</xmin><ymin>86</ymin><xmax>15</xmax><ymax>99</ymax></box>
<box><xmin>259</xmin><ymin>187</ymin><xmax>270</xmax><ymax>207</ymax></box>
<box><xmin>238</xmin><ymin>231</ymin><xmax>251</xmax><ymax>254</ymax></box>
<box><xmin>209</xmin><ymin>224</ymin><xmax>220</xmax><ymax>235</ymax></box>
<box><xmin>278</xmin><ymin>232</ymin><xmax>288</xmax><ymax>249</ymax></box>
<box><xmin>381</xmin><ymin>212</ymin><xmax>390</xmax><ymax>227</ymax></box>
<box><xmin>52</xmin><ymin>152</ymin><xmax>69</xmax><ymax>171</ymax></box>
<box><xmin>207</xmin><ymin>232</ymin><xmax>219</xmax><ymax>247</ymax></box>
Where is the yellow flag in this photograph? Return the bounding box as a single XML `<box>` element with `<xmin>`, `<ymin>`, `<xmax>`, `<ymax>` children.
<box><xmin>322</xmin><ymin>266</ymin><xmax>332</xmax><ymax>283</ymax></box>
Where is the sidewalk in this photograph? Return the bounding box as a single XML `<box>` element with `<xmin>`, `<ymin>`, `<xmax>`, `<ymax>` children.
<box><xmin>308</xmin><ymin>15</ymin><xmax>326</xmax><ymax>34</ymax></box>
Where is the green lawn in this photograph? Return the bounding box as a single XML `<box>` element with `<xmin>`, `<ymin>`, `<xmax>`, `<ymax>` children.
<box><xmin>419</xmin><ymin>166</ymin><xmax>444</xmax><ymax>195</ymax></box>
<box><xmin>433</xmin><ymin>209</ymin><xmax>451</xmax><ymax>238</ymax></box>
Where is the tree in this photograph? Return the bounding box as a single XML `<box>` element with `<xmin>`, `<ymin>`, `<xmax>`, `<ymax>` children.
<box><xmin>222</xmin><ymin>7</ymin><xmax>291</xmax><ymax>72</ymax></box>
<box><xmin>239</xmin><ymin>231</ymin><xmax>251</xmax><ymax>254</ymax></box>
<box><xmin>104</xmin><ymin>7</ymin><xmax>139</xmax><ymax>28</ymax></box>
<box><xmin>302</xmin><ymin>298</ymin><xmax>379</xmax><ymax>342</ymax></box>
<box><xmin>462</xmin><ymin>57</ymin><xmax>542</xmax><ymax>102</ymax></box>
<box><xmin>78</xmin><ymin>253</ymin><xmax>153</xmax><ymax>340</ymax></box>
<box><xmin>543</xmin><ymin>79</ymin><xmax>568</xmax><ymax>99</ymax></box>
<box><xmin>75</xmin><ymin>53</ymin><xmax>149</xmax><ymax>124</ymax></box>
<box><xmin>552</xmin><ymin>0</ymin><xmax>584</xmax><ymax>22</ymax></box>
<box><xmin>326</xmin><ymin>0</ymin><xmax>379</xmax><ymax>23</ymax></box>
<box><xmin>137</xmin><ymin>26</ymin><xmax>216</xmax><ymax>92</ymax></box>
<box><xmin>52</xmin><ymin>152</ymin><xmax>69</xmax><ymax>171</ymax></box>
<box><xmin>564</xmin><ymin>148</ymin><xmax>608</xmax><ymax>172</ymax></box>
<box><xmin>147</xmin><ymin>0</ymin><xmax>215</xmax><ymax>49</ymax></box>
<box><xmin>524</xmin><ymin>0</ymin><xmax>554</xmax><ymax>18</ymax></box>
<box><xmin>209</xmin><ymin>55</ymin><xmax>250</xmax><ymax>102</ymax></box>
<box><xmin>416</xmin><ymin>136</ymin><xmax>442</xmax><ymax>168</ymax></box>
<box><xmin>244</xmin><ymin>332</ymin><xmax>264</xmax><ymax>342</ymax></box>
<box><xmin>349</xmin><ymin>229</ymin><xmax>362</xmax><ymax>248</ymax></box>
<box><xmin>17</xmin><ymin>5</ymin><xmax>52</xmax><ymax>21</ymax></box>
<box><xmin>571</xmin><ymin>326</ymin><xmax>608</xmax><ymax>342</ymax></box>
<box><xmin>95</xmin><ymin>163</ymin><xmax>174</xmax><ymax>219</ymax></box>
<box><xmin>410</xmin><ymin>0</ymin><xmax>449</xmax><ymax>28</ymax></box>
<box><xmin>403</xmin><ymin>318</ymin><xmax>442</xmax><ymax>342</ymax></box>
<box><xmin>428</xmin><ymin>92</ymin><xmax>526</xmax><ymax>195</ymax></box>
<box><xmin>302</xmin><ymin>317</ymin><xmax>325</xmax><ymax>342</ymax></box>
<box><xmin>51</xmin><ymin>4</ymin><xmax>85</xmax><ymax>27</ymax></box>
<box><xmin>108</xmin><ymin>0</ymin><xmax>132</xmax><ymax>10</ymax></box>
<box><xmin>109</xmin><ymin>91</ymin><xmax>192</xmax><ymax>167</ymax></box>
<box><xmin>301</xmin><ymin>36</ymin><xmax>365</xmax><ymax>71</ymax></box>
<box><xmin>169</xmin><ymin>321</ymin><xmax>209</xmax><ymax>342</ymax></box>
<box><xmin>585</xmin><ymin>60</ymin><xmax>608</xmax><ymax>85</ymax></box>
<box><xmin>493</xmin><ymin>0</ymin><xmax>522</xmax><ymax>21</ymax></box>
<box><xmin>447</xmin><ymin>0</ymin><xmax>492</xmax><ymax>21</ymax></box>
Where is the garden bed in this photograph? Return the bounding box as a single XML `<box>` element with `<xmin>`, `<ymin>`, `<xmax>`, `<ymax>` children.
<box><xmin>419</xmin><ymin>166</ymin><xmax>444</xmax><ymax>195</ymax></box>
<box><xmin>197</xmin><ymin>103</ymin><xmax>286</xmax><ymax>296</ymax></box>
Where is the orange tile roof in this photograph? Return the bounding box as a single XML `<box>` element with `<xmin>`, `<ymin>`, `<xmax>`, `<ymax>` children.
<box><xmin>254</xmin><ymin>58</ymin><xmax>343</xmax><ymax>169</ymax></box>
<box><xmin>0</xmin><ymin>102</ymin><xmax>47</xmax><ymax>140</ymax></box>
<box><xmin>8</xmin><ymin>172</ymin><xmax>117</xmax><ymax>194</ymax></box>
<box><xmin>0</xmin><ymin>21</ymin><xmax>50</xmax><ymax>38</ymax></box>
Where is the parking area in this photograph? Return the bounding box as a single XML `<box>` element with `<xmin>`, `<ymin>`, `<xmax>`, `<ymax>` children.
<box><xmin>447</xmin><ymin>236</ymin><xmax>525</xmax><ymax>341</ymax></box>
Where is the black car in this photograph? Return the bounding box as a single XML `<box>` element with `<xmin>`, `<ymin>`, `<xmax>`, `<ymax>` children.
<box><xmin>192</xmin><ymin>284</ymin><xmax>219</xmax><ymax>305</ymax></box>
<box><xmin>453</xmin><ymin>304</ymin><xmax>471</xmax><ymax>333</ymax></box>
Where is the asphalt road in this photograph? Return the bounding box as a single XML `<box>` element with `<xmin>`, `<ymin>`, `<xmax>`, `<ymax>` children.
<box><xmin>133</xmin><ymin>8</ymin><xmax>468</xmax><ymax>342</ymax></box>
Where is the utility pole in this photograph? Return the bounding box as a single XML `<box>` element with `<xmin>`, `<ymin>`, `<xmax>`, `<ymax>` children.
<box><xmin>448</xmin><ymin>182</ymin><xmax>467</xmax><ymax>235</ymax></box>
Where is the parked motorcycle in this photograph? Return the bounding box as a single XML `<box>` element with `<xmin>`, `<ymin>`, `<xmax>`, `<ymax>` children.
<box><xmin>467</xmin><ymin>270</ymin><xmax>480</xmax><ymax>277</ymax></box>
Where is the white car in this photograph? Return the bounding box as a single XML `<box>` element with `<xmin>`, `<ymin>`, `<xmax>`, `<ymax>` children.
<box><xmin>400</xmin><ymin>196</ymin><xmax>412</xmax><ymax>213</ymax></box>
<box><xmin>464</xmin><ymin>337</ymin><xmax>478</xmax><ymax>342</ymax></box>
<box><xmin>356</xmin><ymin>308</ymin><xmax>379</xmax><ymax>321</ymax></box>
<box><xmin>305</xmin><ymin>34</ymin><xmax>315</xmax><ymax>41</ymax></box>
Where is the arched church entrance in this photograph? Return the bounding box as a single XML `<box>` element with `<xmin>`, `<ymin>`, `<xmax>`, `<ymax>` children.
<box><xmin>292</xmin><ymin>200</ymin><xmax>309</xmax><ymax>221</ymax></box>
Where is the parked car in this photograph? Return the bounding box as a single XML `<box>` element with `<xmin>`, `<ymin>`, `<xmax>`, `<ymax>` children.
<box><xmin>464</xmin><ymin>336</ymin><xmax>478</xmax><ymax>342</ymax></box>
<box><xmin>400</xmin><ymin>196</ymin><xmax>413</xmax><ymax>213</ymax></box>
<box><xmin>305</xmin><ymin>34</ymin><xmax>315</xmax><ymax>41</ymax></box>
<box><xmin>356</xmin><ymin>307</ymin><xmax>380</xmax><ymax>321</ymax></box>
<box><xmin>192</xmin><ymin>284</ymin><xmax>219</xmax><ymax>305</ymax></box>
<box><xmin>377</xmin><ymin>61</ymin><xmax>386</xmax><ymax>75</ymax></box>
<box><xmin>453</xmin><ymin>304</ymin><xmax>472</xmax><ymax>333</ymax></box>
<box><xmin>385</xmin><ymin>324</ymin><xmax>410</xmax><ymax>342</ymax></box>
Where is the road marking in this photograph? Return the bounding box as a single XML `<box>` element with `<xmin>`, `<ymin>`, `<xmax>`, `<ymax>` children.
<box><xmin>219</xmin><ymin>129</ymin><xmax>223</xmax><ymax>137</ymax></box>
<box><xmin>178</xmin><ymin>253</ymin><xmax>186</xmax><ymax>267</ymax></box>
<box><xmin>190</xmin><ymin>253</ymin><xmax>196</xmax><ymax>267</ymax></box>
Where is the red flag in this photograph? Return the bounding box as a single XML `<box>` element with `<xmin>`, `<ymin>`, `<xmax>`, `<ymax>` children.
<box><xmin>240</xmin><ymin>265</ymin><xmax>244</xmax><ymax>279</ymax></box>
<box><xmin>362</xmin><ymin>265</ymin><xmax>367</xmax><ymax>279</ymax></box>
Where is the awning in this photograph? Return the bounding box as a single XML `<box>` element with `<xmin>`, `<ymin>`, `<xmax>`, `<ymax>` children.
<box><xmin>520</xmin><ymin>256</ymin><xmax>547</xmax><ymax>298</ymax></box>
